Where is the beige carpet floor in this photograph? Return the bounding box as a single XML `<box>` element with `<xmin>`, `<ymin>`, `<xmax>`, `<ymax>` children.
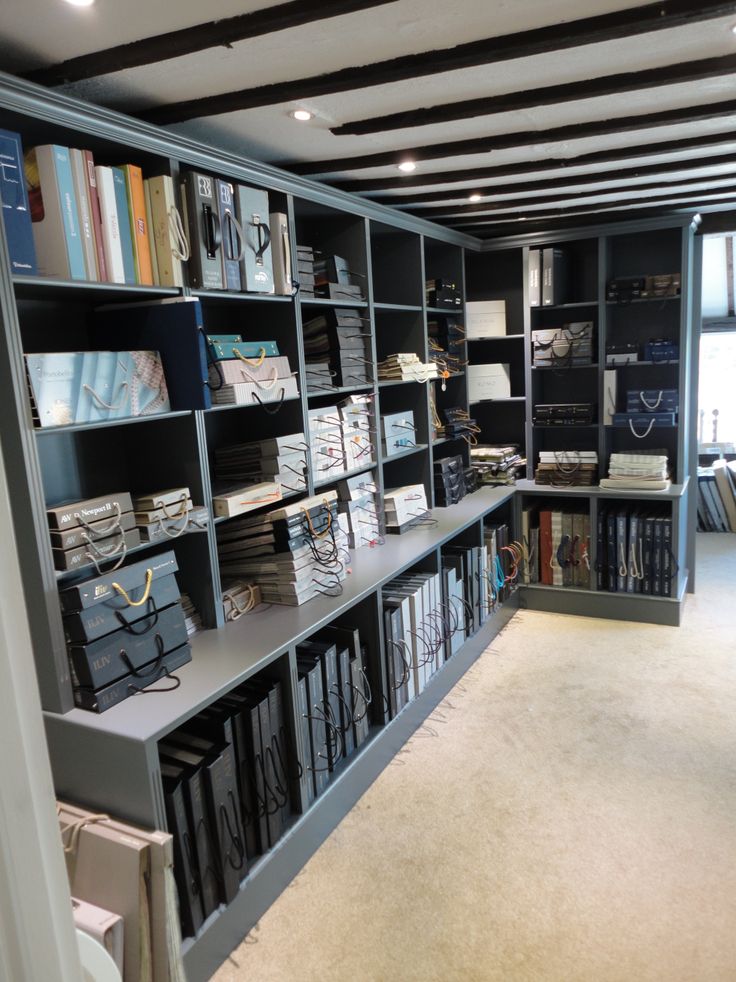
<box><xmin>211</xmin><ymin>534</ymin><xmax>736</xmax><ymax>982</ymax></box>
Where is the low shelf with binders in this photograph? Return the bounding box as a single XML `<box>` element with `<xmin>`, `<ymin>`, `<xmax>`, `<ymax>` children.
<box><xmin>0</xmin><ymin>72</ymin><xmax>520</xmax><ymax>982</ymax></box>
<box><xmin>475</xmin><ymin>214</ymin><xmax>698</xmax><ymax>626</ymax></box>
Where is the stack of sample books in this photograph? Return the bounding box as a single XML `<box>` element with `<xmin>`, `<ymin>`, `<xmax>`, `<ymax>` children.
<box><xmin>296</xmin><ymin>626</ymin><xmax>372</xmax><ymax>805</ymax></box>
<box><xmin>521</xmin><ymin>504</ymin><xmax>591</xmax><ymax>589</ymax></box>
<box><xmin>309</xmin><ymin>398</ymin><xmax>375</xmax><ymax>481</ymax></box>
<box><xmin>60</xmin><ymin>551</ymin><xmax>192</xmax><ymax>713</ymax></box>
<box><xmin>382</xmin><ymin>409</ymin><xmax>417</xmax><ymax>458</ymax></box>
<box><xmin>207</xmin><ymin>335</ymin><xmax>298</xmax><ymax>407</ymax></box>
<box><xmin>482</xmin><ymin>521</ymin><xmax>515</xmax><ymax>607</ymax></box>
<box><xmin>339</xmin><ymin>393</ymin><xmax>375</xmax><ymax>472</ymax></box>
<box><xmin>302</xmin><ymin>307</ymin><xmax>372</xmax><ymax>391</ymax></box>
<box><xmin>159</xmin><ymin>673</ymin><xmax>294</xmax><ymax>937</ymax></box>
<box><xmin>25</xmin><ymin>350</ymin><xmax>170</xmax><ymax>428</ymax></box>
<box><xmin>47</xmin><ymin>492</ymin><xmax>138</xmax><ymax>574</ymax></box>
<box><xmin>532</xmin><ymin>322</ymin><xmax>594</xmax><ymax>367</ymax></box>
<box><xmin>697</xmin><ymin>460</ymin><xmax>736</xmax><ymax>532</ymax></box>
<box><xmin>221</xmin><ymin>579</ymin><xmax>263</xmax><ymax>621</ymax></box>
<box><xmin>443</xmin><ymin>405</ymin><xmax>479</xmax><ymax>442</ymax></box>
<box><xmin>314</xmin><ymin>254</ymin><xmax>365</xmax><ymax>302</ymax></box>
<box><xmin>296</xmin><ymin>244</ymin><xmax>316</xmax><ymax>297</ymax></box>
<box><xmin>384</xmin><ymin>484</ymin><xmax>430</xmax><ymax>534</ymax></box>
<box><xmin>213</xmin><ymin>432</ymin><xmax>308</xmax><ymax>497</ymax></box>
<box><xmin>434</xmin><ymin>454</ymin><xmax>466</xmax><ymax>507</ymax></box>
<box><xmin>470</xmin><ymin>445</ymin><xmax>525</xmax><ymax>486</ymax></box>
<box><xmin>180</xmin><ymin>593</ymin><xmax>202</xmax><ymax>637</ymax></box>
<box><xmin>335</xmin><ymin>469</ymin><xmax>383</xmax><ymax>549</ymax></box>
<box><xmin>132</xmin><ymin>486</ymin><xmax>209</xmax><ymax>542</ymax></box>
<box><xmin>596</xmin><ymin>504</ymin><xmax>673</xmax><ymax>596</ymax></box>
<box><xmin>600</xmin><ymin>452</ymin><xmax>670</xmax><ymax>491</ymax></box>
<box><xmin>216</xmin><ymin>491</ymin><xmax>348</xmax><ymax>606</ymax></box>
<box><xmin>427</xmin><ymin>315</ymin><xmax>465</xmax><ymax>374</ymax></box>
<box><xmin>378</xmin><ymin>353</ymin><xmax>438</xmax><ymax>382</ymax></box>
<box><xmin>535</xmin><ymin>450</ymin><xmax>598</xmax><ymax>487</ymax></box>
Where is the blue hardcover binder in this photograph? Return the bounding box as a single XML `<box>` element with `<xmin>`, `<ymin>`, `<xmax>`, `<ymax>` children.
<box><xmin>111</xmin><ymin>167</ymin><xmax>136</xmax><ymax>284</ymax></box>
<box><xmin>0</xmin><ymin>129</ymin><xmax>37</xmax><ymax>275</ymax></box>
<box><xmin>52</xmin><ymin>146</ymin><xmax>86</xmax><ymax>281</ymax></box>
<box><xmin>96</xmin><ymin>298</ymin><xmax>211</xmax><ymax>410</ymax></box>
<box><xmin>216</xmin><ymin>179</ymin><xmax>242</xmax><ymax>292</ymax></box>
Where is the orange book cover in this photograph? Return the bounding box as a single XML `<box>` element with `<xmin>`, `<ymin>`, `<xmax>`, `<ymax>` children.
<box><xmin>124</xmin><ymin>164</ymin><xmax>153</xmax><ymax>285</ymax></box>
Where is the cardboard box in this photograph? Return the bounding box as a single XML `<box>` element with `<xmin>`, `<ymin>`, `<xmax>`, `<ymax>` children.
<box><xmin>466</xmin><ymin>300</ymin><xmax>507</xmax><ymax>338</ymax></box>
<box><xmin>467</xmin><ymin>363</ymin><xmax>511</xmax><ymax>402</ymax></box>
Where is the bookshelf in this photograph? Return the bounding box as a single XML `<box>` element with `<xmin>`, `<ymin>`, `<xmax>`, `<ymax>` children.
<box><xmin>0</xmin><ymin>72</ymin><xmax>516</xmax><ymax>981</ymax></box>
<box><xmin>474</xmin><ymin>217</ymin><xmax>699</xmax><ymax>625</ymax></box>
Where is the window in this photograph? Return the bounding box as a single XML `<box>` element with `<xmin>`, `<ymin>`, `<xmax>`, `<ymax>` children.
<box><xmin>699</xmin><ymin>234</ymin><xmax>736</xmax><ymax>451</ymax></box>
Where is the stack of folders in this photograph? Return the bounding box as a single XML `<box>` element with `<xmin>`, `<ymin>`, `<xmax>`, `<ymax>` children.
<box><xmin>25</xmin><ymin>350</ymin><xmax>170</xmax><ymax>428</ymax></box>
<box><xmin>213</xmin><ymin>432</ymin><xmax>308</xmax><ymax>498</ymax></box>
<box><xmin>314</xmin><ymin>254</ymin><xmax>365</xmax><ymax>302</ymax></box>
<box><xmin>600</xmin><ymin>452</ymin><xmax>671</xmax><ymax>491</ymax></box>
<box><xmin>521</xmin><ymin>505</ymin><xmax>591</xmax><ymax>589</ymax></box>
<box><xmin>158</xmin><ymin>675</ymin><xmax>295</xmax><ymax>938</ymax></box>
<box><xmin>382</xmin><ymin>409</ymin><xmax>417</xmax><ymax>458</ymax></box>
<box><xmin>309</xmin><ymin>405</ymin><xmax>346</xmax><ymax>479</ymax></box>
<box><xmin>532</xmin><ymin>322</ymin><xmax>594</xmax><ymax>367</ymax></box>
<box><xmin>339</xmin><ymin>394</ymin><xmax>375</xmax><ymax>472</ymax></box>
<box><xmin>217</xmin><ymin>491</ymin><xmax>348</xmax><ymax>606</ymax></box>
<box><xmin>132</xmin><ymin>486</ymin><xmax>209</xmax><ymax>543</ymax></box>
<box><xmin>181</xmin><ymin>172</ymin><xmax>292</xmax><ymax>294</ymax></box>
<box><xmin>434</xmin><ymin>454</ymin><xmax>466</xmax><ymax>507</ymax></box>
<box><xmin>60</xmin><ymin>551</ymin><xmax>192</xmax><ymax>712</ymax></box>
<box><xmin>382</xmin><ymin>570</ymin><xmax>445</xmax><ymax>717</ymax></box>
<box><xmin>221</xmin><ymin>580</ymin><xmax>263</xmax><ymax>621</ymax></box>
<box><xmin>296</xmin><ymin>629</ymin><xmax>372</xmax><ymax>803</ymax></box>
<box><xmin>535</xmin><ymin>451</ymin><xmax>598</xmax><ymax>487</ymax></box>
<box><xmin>335</xmin><ymin>469</ymin><xmax>383</xmax><ymax>549</ymax></box>
<box><xmin>697</xmin><ymin>461</ymin><xmax>736</xmax><ymax>532</ymax></box>
<box><xmin>296</xmin><ymin>244</ymin><xmax>316</xmax><ymax>298</ymax></box>
<box><xmin>180</xmin><ymin>593</ymin><xmax>202</xmax><ymax>636</ymax></box>
<box><xmin>533</xmin><ymin>403</ymin><xmax>595</xmax><ymax>426</ymax></box>
<box><xmin>13</xmin><ymin>134</ymin><xmax>188</xmax><ymax>285</ymax></box>
<box><xmin>58</xmin><ymin>800</ymin><xmax>185</xmax><ymax>982</ymax></box>
<box><xmin>426</xmin><ymin>277</ymin><xmax>463</xmax><ymax>309</ymax></box>
<box><xmin>207</xmin><ymin>335</ymin><xmax>298</xmax><ymax>407</ymax></box>
<box><xmin>596</xmin><ymin>505</ymin><xmax>674</xmax><ymax>596</ymax></box>
<box><xmin>47</xmin><ymin>492</ymin><xmax>138</xmax><ymax>574</ymax></box>
<box><xmin>611</xmin><ymin>388</ymin><xmax>679</xmax><ymax>435</ymax></box>
<box><xmin>443</xmin><ymin>406</ymin><xmax>479</xmax><ymax>442</ymax></box>
<box><xmin>471</xmin><ymin>445</ymin><xmax>526</xmax><ymax>486</ymax></box>
<box><xmin>302</xmin><ymin>308</ymin><xmax>372</xmax><ymax>391</ymax></box>
<box><xmin>384</xmin><ymin>484</ymin><xmax>430</xmax><ymax>534</ymax></box>
<box><xmin>378</xmin><ymin>353</ymin><xmax>439</xmax><ymax>382</ymax></box>
<box><xmin>427</xmin><ymin>316</ymin><xmax>465</xmax><ymax>375</ymax></box>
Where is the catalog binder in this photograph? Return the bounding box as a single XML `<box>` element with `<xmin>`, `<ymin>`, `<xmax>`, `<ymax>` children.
<box><xmin>216</xmin><ymin>178</ymin><xmax>242</xmax><ymax>292</ymax></box>
<box><xmin>0</xmin><ymin>128</ymin><xmax>37</xmax><ymax>275</ymax></box>
<box><xmin>235</xmin><ymin>184</ymin><xmax>274</xmax><ymax>293</ymax></box>
<box><xmin>63</xmin><ymin>572</ymin><xmax>181</xmax><ymax>643</ymax></box>
<box><xmin>181</xmin><ymin>171</ymin><xmax>224</xmax><ymax>290</ymax></box>
<box><xmin>160</xmin><ymin>762</ymin><xmax>205</xmax><ymax>938</ymax></box>
<box><xmin>269</xmin><ymin>211</ymin><xmax>292</xmax><ymax>294</ymax></box>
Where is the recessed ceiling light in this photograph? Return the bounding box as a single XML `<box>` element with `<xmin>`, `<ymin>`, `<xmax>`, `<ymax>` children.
<box><xmin>398</xmin><ymin>160</ymin><xmax>416</xmax><ymax>173</ymax></box>
<box><xmin>291</xmin><ymin>110</ymin><xmax>313</xmax><ymax>122</ymax></box>
<box><xmin>63</xmin><ymin>0</ymin><xmax>95</xmax><ymax>5</ymax></box>
<box><xmin>469</xmin><ymin>193</ymin><xmax>482</xmax><ymax>202</ymax></box>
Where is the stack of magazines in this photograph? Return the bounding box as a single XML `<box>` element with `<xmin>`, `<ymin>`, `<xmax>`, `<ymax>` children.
<box><xmin>378</xmin><ymin>353</ymin><xmax>438</xmax><ymax>382</ymax></box>
<box><xmin>470</xmin><ymin>445</ymin><xmax>526</xmax><ymax>485</ymax></box>
<box><xmin>599</xmin><ymin>452</ymin><xmax>670</xmax><ymax>491</ymax></box>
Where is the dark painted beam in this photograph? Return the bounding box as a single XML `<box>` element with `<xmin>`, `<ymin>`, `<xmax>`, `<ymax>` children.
<box><xmin>332</xmin><ymin>53</ymin><xmax>736</xmax><ymax>136</ymax></box>
<box><xmin>460</xmin><ymin>205</ymin><xmax>708</xmax><ymax>238</ymax></box>
<box><xmin>133</xmin><ymin>0</ymin><xmax>735</xmax><ymax>125</ymax></box>
<box><xmin>288</xmin><ymin>98</ymin><xmax>736</xmax><ymax>175</ymax></box>
<box><xmin>386</xmin><ymin>155</ymin><xmax>736</xmax><ymax>207</ymax></box>
<box><xmin>24</xmin><ymin>0</ymin><xmax>398</xmax><ymax>87</ymax></box>
<box><xmin>445</xmin><ymin>188</ymin><xmax>736</xmax><ymax>229</ymax></box>
<box><xmin>411</xmin><ymin>175</ymin><xmax>736</xmax><ymax>218</ymax></box>
<box><xmin>331</xmin><ymin>132</ymin><xmax>736</xmax><ymax>192</ymax></box>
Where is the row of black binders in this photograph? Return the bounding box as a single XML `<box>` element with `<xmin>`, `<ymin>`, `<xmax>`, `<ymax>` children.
<box><xmin>596</xmin><ymin>505</ymin><xmax>674</xmax><ymax>596</ymax></box>
<box><xmin>296</xmin><ymin>626</ymin><xmax>372</xmax><ymax>806</ymax></box>
<box><xmin>59</xmin><ymin>551</ymin><xmax>192</xmax><ymax>712</ymax></box>
<box><xmin>159</xmin><ymin>673</ymin><xmax>294</xmax><ymax>938</ymax></box>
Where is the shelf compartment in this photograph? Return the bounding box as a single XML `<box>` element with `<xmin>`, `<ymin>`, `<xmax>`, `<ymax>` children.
<box><xmin>515</xmin><ymin>479</ymin><xmax>688</xmax><ymax>499</ymax></box>
<box><xmin>531</xmin><ymin>300</ymin><xmax>598</xmax><ymax>310</ymax></box>
<box><xmin>381</xmin><ymin>442</ymin><xmax>429</xmax><ymax>463</ymax></box>
<box><xmin>470</xmin><ymin>396</ymin><xmax>525</xmax><ymax>405</ymax></box>
<box><xmin>519</xmin><ymin>575</ymin><xmax>687</xmax><ymax>627</ymax></box>
<box><xmin>373</xmin><ymin>302</ymin><xmax>422</xmax><ymax>312</ymax></box>
<box><xmin>300</xmin><ymin>297</ymin><xmax>369</xmax><ymax>308</ymax></box>
<box><xmin>34</xmin><ymin>410</ymin><xmax>193</xmax><ymax>436</ymax></box>
<box><xmin>425</xmin><ymin>306</ymin><xmax>464</xmax><ymax>316</ymax></box>
<box><xmin>12</xmin><ymin>275</ymin><xmax>180</xmax><ymax>303</ymax></box>
<box><xmin>192</xmin><ymin>289</ymin><xmax>293</xmax><ymax>304</ymax></box>
<box><xmin>313</xmin><ymin>460</ymin><xmax>376</xmax><ymax>490</ymax></box>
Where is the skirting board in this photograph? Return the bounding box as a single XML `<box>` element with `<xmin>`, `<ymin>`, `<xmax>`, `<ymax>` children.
<box><xmin>182</xmin><ymin>593</ymin><xmax>519</xmax><ymax>982</ymax></box>
<box><xmin>518</xmin><ymin>577</ymin><xmax>687</xmax><ymax>627</ymax></box>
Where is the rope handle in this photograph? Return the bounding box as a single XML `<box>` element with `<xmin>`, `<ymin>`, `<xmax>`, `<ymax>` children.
<box><xmin>629</xmin><ymin>418</ymin><xmax>656</xmax><ymax>438</ymax></box>
<box><xmin>83</xmin><ymin>381</ymin><xmax>129</xmax><ymax>412</ymax></box>
<box><xmin>112</xmin><ymin>568</ymin><xmax>153</xmax><ymax>607</ymax></box>
<box><xmin>168</xmin><ymin>205</ymin><xmax>190</xmax><ymax>261</ymax></box>
<box><xmin>234</xmin><ymin>346</ymin><xmax>266</xmax><ymax>366</ymax></box>
<box><xmin>639</xmin><ymin>390</ymin><xmax>663</xmax><ymax>410</ymax></box>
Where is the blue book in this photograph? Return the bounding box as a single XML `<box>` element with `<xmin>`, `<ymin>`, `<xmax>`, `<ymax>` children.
<box><xmin>111</xmin><ymin>167</ymin><xmax>136</xmax><ymax>284</ymax></box>
<box><xmin>50</xmin><ymin>146</ymin><xmax>86</xmax><ymax>281</ymax></box>
<box><xmin>0</xmin><ymin>129</ymin><xmax>37</xmax><ymax>275</ymax></box>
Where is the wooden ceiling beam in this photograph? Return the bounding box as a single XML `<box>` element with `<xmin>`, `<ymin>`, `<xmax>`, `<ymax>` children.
<box><xmin>332</xmin><ymin>53</ymin><xmax>736</xmax><ymax>136</ymax></box>
<box><xmin>288</xmin><ymin>98</ymin><xmax>736</xmax><ymax>175</ymax></box>
<box><xmin>133</xmin><ymin>0</ymin><xmax>735</xmax><ymax>125</ymax></box>
<box><xmin>445</xmin><ymin>188</ymin><xmax>736</xmax><ymax>228</ymax></box>
<box><xmin>384</xmin><ymin>155</ymin><xmax>736</xmax><ymax>207</ymax></box>
<box><xmin>331</xmin><ymin>133</ymin><xmax>736</xmax><ymax>192</ymax></box>
<box><xmin>409</xmin><ymin>175</ymin><xmax>736</xmax><ymax>217</ymax></box>
<box><xmin>455</xmin><ymin>205</ymin><xmax>709</xmax><ymax>238</ymax></box>
<box><xmin>23</xmin><ymin>0</ymin><xmax>398</xmax><ymax>87</ymax></box>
